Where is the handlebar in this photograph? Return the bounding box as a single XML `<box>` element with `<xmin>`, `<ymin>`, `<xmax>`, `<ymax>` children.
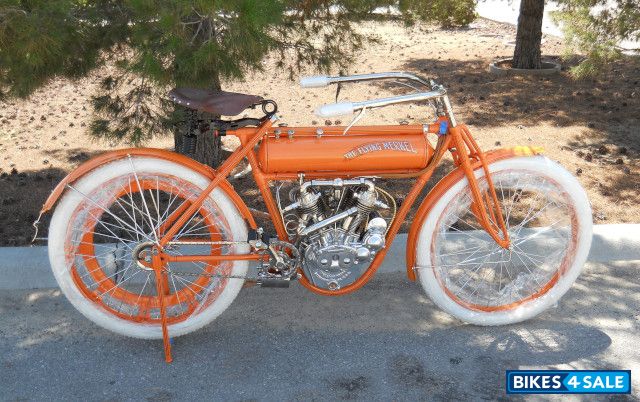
<box><xmin>315</xmin><ymin>102</ymin><xmax>355</xmax><ymax>118</ymax></box>
<box><xmin>314</xmin><ymin>88</ymin><xmax>447</xmax><ymax>118</ymax></box>
<box><xmin>300</xmin><ymin>72</ymin><xmax>431</xmax><ymax>88</ymax></box>
<box><xmin>300</xmin><ymin>76</ymin><xmax>332</xmax><ymax>88</ymax></box>
<box><xmin>301</xmin><ymin>71</ymin><xmax>453</xmax><ymax>124</ymax></box>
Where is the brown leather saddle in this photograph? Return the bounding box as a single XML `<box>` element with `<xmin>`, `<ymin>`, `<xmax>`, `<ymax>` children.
<box><xmin>169</xmin><ymin>88</ymin><xmax>263</xmax><ymax>116</ymax></box>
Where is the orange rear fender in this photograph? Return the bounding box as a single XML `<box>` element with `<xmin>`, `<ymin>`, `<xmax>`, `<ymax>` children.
<box><xmin>405</xmin><ymin>146</ymin><xmax>543</xmax><ymax>281</ymax></box>
<box><xmin>40</xmin><ymin>148</ymin><xmax>257</xmax><ymax>229</ymax></box>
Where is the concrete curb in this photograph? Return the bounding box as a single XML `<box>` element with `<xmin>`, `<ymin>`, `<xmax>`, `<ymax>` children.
<box><xmin>1</xmin><ymin>224</ymin><xmax>639</xmax><ymax>290</ymax></box>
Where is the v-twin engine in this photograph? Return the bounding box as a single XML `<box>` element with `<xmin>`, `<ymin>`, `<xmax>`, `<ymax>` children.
<box><xmin>278</xmin><ymin>178</ymin><xmax>395</xmax><ymax>291</ymax></box>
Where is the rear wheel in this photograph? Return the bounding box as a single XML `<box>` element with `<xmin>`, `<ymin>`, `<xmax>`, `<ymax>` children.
<box><xmin>415</xmin><ymin>156</ymin><xmax>592</xmax><ymax>325</ymax></box>
<box><xmin>48</xmin><ymin>156</ymin><xmax>249</xmax><ymax>338</ymax></box>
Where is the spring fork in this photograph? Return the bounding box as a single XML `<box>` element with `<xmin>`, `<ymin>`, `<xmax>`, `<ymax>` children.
<box><xmin>449</xmin><ymin>125</ymin><xmax>510</xmax><ymax>249</ymax></box>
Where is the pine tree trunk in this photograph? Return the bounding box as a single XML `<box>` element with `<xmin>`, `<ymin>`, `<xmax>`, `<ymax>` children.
<box><xmin>174</xmin><ymin>74</ymin><xmax>222</xmax><ymax>167</ymax></box>
<box><xmin>512</xmin><ymin>0</ymin><xmax>544</xmax><ymax>69</ymax></box>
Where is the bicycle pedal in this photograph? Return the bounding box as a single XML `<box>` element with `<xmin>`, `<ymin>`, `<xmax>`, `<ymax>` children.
<box><xmin>247</xmin><ymin>228</ymin><xmax>275</xmax><ymax>242</ymax></box>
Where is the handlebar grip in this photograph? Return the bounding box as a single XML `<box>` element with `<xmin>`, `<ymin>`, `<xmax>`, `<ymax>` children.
<box><xmin>315</xmin><ymin>102</ymin><xmax>355</xmax><ymax>118</ymax></box>
<box><xmin>300</xmin><ymin>75</ymin><xmax>331</xmax><ymax>88</ymax></box>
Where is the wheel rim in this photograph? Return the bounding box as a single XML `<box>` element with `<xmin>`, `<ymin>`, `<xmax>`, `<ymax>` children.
<box><xmin>431</xmin><ymin>169</ymin><xmax>578</xmax><ymax>312</ymax></box>
<box><xmin>64</xmin><ymin>171</ymin><xmax>234</xmax><ymax>325</ymax></box>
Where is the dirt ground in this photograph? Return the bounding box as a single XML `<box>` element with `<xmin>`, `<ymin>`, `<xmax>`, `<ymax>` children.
<box><xmin>0</xmin><ymin>18</ymin><xmax>638</xmax><ymax>246</ymax></box>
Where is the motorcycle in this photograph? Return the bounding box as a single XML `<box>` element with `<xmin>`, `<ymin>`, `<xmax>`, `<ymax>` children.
<box><xmin>37</xmin><ymin>72</ymin><xmax>593</xmax><ymax>362</ymax></box>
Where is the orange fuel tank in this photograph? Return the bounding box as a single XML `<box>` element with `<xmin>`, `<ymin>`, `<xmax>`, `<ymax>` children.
<box><xmin>256</xmin><ymin>125</ymin><xmax>434</xmax><ymax>174</ymax></box>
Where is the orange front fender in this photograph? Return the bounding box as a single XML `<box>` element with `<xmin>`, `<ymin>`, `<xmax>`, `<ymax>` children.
<box><xmin>40</xmin><ymin>148</ymin><xmax>257</xmax><ymax>229</ymax></box>
<box><xmin>405</xmin><ymin>146</ymin><xmax>543</xmax><ymax>281</ymax></box>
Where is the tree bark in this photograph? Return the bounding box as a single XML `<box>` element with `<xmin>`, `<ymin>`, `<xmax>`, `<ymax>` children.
<box><xmin>512</xmin><ymin>0</ymin><xmax>545</xmax><ymax>69</ymax></box>
<box><xmin>173</xmin><ymin>74</ymin><xmax>223</xmax><ymax>167</ymax></box>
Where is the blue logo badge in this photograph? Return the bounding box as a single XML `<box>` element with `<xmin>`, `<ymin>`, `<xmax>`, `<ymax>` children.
<box><xmin>506</xmin><ymin>370</ymin><xmax>631</xmax><ymax>394</ymax></box>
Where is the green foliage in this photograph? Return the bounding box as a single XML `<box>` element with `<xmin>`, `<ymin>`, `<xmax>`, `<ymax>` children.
<box><xmin>0</xmin><ymin>0</ymin><xmax>128</xmax><ymax>97</ymax></box>
<box><xmin>0</xmin><ymin>0</ymin><xmax>477</xmax><ymax>145</ymax></box>
<box><xmin>553</xmin><ymin>0</ymin><xmax>640</xmax><ymax>77</ymax></box>
<box><xmin>399</xmin><ymin>0</ymin><xmax>477</xmax><ymax>27</ymax></box>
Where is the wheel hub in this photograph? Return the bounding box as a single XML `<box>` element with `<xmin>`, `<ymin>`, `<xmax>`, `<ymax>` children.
<box><xmin>132</xmin><ymin>241</ymin><xmax>157</xmax><ymax>270</ymax></box>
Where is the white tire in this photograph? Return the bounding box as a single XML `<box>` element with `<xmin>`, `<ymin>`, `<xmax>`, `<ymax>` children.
<box><xmin>48</xmin><ymin>157</ymin><xmax>249</xmax><ymax>339</ymax></box>
<box><xmin>415</xmin><ymin>156</ymin><xmax>592</xmax><ymax>325</ymax></box>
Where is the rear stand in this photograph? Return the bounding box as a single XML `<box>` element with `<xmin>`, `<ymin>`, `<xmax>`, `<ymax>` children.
<box><xmin>152</xmin><ymin>252</ymin><xmax>173</xmax><ymax>363</ymax></box>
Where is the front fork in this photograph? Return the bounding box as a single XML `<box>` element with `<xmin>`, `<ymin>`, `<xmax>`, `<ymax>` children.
<box><xmin>448</xmin><ymin>125</ymin><xmax>511</xmax><ymax>249</ymax></box>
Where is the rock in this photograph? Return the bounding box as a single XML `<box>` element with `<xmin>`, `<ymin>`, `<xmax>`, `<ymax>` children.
<box><xmin>597</xmin><ymin>145</ymin><xmax>608</xmax><ymax>155</ymax></box>
<box><xmin>585</xmin><ymin>153</ymin><xmax>593</xmax><ymax>162</ymax></box>
<box><xmin>595</xmin><ymin>211</ymin><xmax>607</xmax><ymax>220</ymax></box>
<box><xmin>576</xmin><ymin>168</ymin><xmax>583</xmax><ymax>176</ymax></box>
<box><xmin>619</xmin><ymin>146</ymin><xmax>627</xmax><ymax>155</ymax></box>
<box><xmin>324</xmin><ymin>120</ymin><xmax>332</xmax><ymax>126</ymax></box>
<box><xmin>623</xmin><ymin>166</ymin><xmax>631</xmax><ymax>174</ymax></box>
<box><xmin>576</xmin><ymin>150</ymin><xmax>584</xmax><ymax>158</ymax></box>
<box><xmin>69</xmin><ymin>122</ymin><xmax>75</xmax><ymax>127</ymax></box>
<box><xmin>334</xmin><ymin>120</ymin><xmax>342</xmax><ymax>125</ymax></box>
<box><xmin>311</xmin><ymin>120</ymin><xmax>318</xmax><ymax>126</ymax></box>
<box><xmin>40</xmin><ymin>115</ymin><xmax>46</xmax><ymax>121</ymax></box>
<box><xmin>68</xmin><ymin>152</ymin><xmax>89</xmax><ymax>163</ymax></box>
<box><xmin>587</xmin><ymin>122</ymin><xmax>596</xmax><ymax>128</ymax></box>
<box><xmin>1</xmin><ymin>197</ymin><xmax>16</xmax><ymax>205</ymax></box>
<box><xmin>495</xmin><ymin>141</ymin><xmax>501</xmax><ymax>146</ymax></box>
<box><xmin>43</xmin><ymin>159</ymin><xmax>49</xmax><ymax>165</ymax></box>
<box><xmin>615</xmin><ymin>158</ymin><xmax>624</xmax><ymax>165</ymax></box>
<box><xmin>10</xmin><ymin>167</ymin><xmax>17</xmax><ymax>175</ymax></box>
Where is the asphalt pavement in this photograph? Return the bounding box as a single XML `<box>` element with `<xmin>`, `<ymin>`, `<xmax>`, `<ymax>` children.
<box><xmin>1</xmin><ymin>261</ymin><xmax>639</xmax><ymax>401</ymax></box>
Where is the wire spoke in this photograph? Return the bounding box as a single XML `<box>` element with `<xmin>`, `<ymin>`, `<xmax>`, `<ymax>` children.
<box><xmin>67</xmin><ymin>184</ymin><xmax>154</xmax><ymax>243</ymax></box>
<box><xmin>127</xmin><ymin>157</ymin><xmax>159</xmax><ymax>243</ymax></box>
<box><xmin>433</xmin><ymin>170</ymin><xmax>574</xmax><ymax>309</ymax></box>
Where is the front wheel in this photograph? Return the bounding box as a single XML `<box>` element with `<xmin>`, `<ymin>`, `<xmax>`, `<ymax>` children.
<box><xmin>415</xmin><ymin>156</ymin><xmax>592</xmax><ymax>325</ymax></box>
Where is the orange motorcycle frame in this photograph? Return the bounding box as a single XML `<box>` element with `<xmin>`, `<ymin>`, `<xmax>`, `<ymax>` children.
<box><xmin>40</xmin><ymin>117</ymin><xmax>514</xmax><ymax>292</ymax></box>
<box><xmin>150</xmin><ymin>116</ymin><xmax>511</xmax><ymax>294</ymax></box>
